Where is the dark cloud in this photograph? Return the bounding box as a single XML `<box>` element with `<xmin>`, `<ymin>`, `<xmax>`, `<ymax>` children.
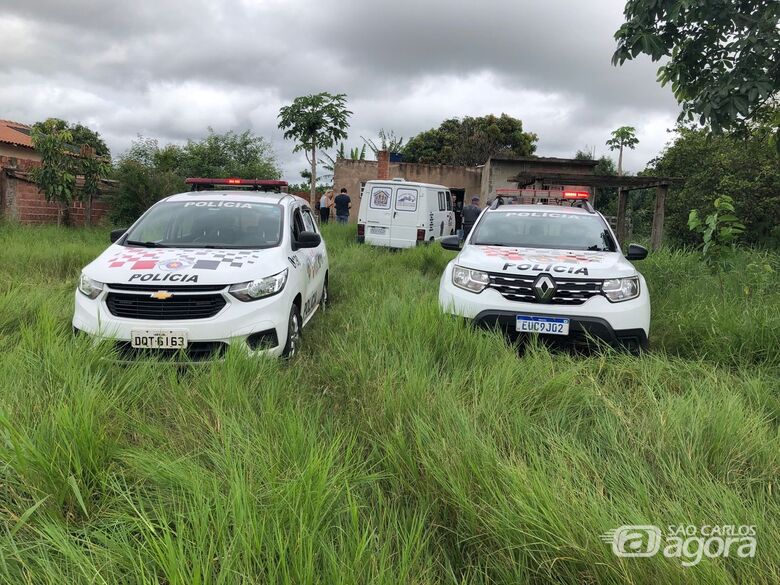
<box><xmin>0</xmin><ymin>0</ymin><xmax>680</xmax><ymax>180</ymax></box>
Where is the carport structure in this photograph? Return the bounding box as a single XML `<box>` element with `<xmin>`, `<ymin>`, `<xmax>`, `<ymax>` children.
<box><xmin>508</xmin><ymin>171</ymin><xmax>683</xmax><ymax>250</ymax></box>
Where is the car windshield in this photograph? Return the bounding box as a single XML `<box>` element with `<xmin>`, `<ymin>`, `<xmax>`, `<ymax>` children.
<box><xmin>123</xmin><ymin>200</ymin><xmax>283</xmax><ymax>249</ymax></box>
<box><xmin>472</xmin><ymin>210</ymin><xmax>617</xmax><ymax>252</ymax></box>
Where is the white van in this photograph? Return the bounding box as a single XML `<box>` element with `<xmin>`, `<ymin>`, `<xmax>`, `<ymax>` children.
<box><xmin>356</xmin><ymin>179</ymin><xmax>456</xmax><ymax>248</ymax></box>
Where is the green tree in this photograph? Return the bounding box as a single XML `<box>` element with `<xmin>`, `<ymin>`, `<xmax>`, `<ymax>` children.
<box><xmin>605</xmin><ymin>126</ymin><xmax>638</xmax><ymax>176</ymax></box>
<box><xmin>647</xmin><ymin>122</ymin><xmax>780</xmax><ymax>247</ymax></box>
<box><xmin>108</xmin><ymin>137</ymin><xmax>182</xmax><ymax>225</ymax></box>
<box><xmin>362</xmin><ymin>129</ymin><xmax>404</xmax><ymax>157</ymax></box>
<box><xmin>30</xmin><ymin>118</ymin><xmax>111</xmax><ymax>226</ymax></box>
<box><xmin>403</xmin><ymin>114</ymin><xmax>537</xmax><ymax>166</ymax></box>
<box><xmin>30</xmin><ymin>119</ymin><xmax>76</xmax><ymax>225</ymax></box>
<box><xmin>613</xmin><ymin>0</ymin><xmax>779</xmax><ymax>138</ymax></box>
<box><xmin>278</xmin><ymin>93</ymin><xmax>352</xmax><ymax>206</ymax></box>
<box><xmin>179</xmin><ymin>129</ymin><xmax>280</xmax><ymax>180</ymax></box>
<box><xmin>575</xmin><ymin>149</ymin><xmax>618</xmax><ymax>213</ymax></box>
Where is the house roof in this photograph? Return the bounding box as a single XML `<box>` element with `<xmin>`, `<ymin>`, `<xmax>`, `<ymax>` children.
<box><xmin>0</xmin><ymin>120</ymin><xmax>34</xmax><ymax>150</ymax></box>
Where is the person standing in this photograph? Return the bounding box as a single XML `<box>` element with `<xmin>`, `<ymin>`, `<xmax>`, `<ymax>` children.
<box><xmin>319</xmin><ymin>190</ymin><xmax>333</xmax><ymax>224</ymax></box>
<box><xmin>334</xmin><ymin>187</ymin><xmax>351</xmax><ymax>224</ymax></box>
<box><xmin>462</xmin><ymin>196</ymin><xmax>482</xmax><ymax>236</ymax></box>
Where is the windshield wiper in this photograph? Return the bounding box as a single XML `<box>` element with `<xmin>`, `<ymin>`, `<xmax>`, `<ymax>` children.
<box><xmin>124</xmin><ymin>240</ymin><xmax>169</xmax><ymax>248</ymax></box>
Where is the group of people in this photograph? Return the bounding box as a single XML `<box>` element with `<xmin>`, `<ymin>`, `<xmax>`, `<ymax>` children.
<box><xmin>318</xmin><ymin>188</ymin><xmax>351</xmax><ymax>224</ymax></box>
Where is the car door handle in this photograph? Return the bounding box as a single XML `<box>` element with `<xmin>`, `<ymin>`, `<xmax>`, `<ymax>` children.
<box><xmin>393</xmin><ymin>211</ymin><xmax>397</xmax><ymax>219</ymax></box>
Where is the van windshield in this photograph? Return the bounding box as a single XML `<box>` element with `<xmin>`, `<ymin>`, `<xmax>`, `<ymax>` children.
<box><xmin>123</xmin><ymin>201</ymin><xmax>283</xmax><ymax>249</ymax></box>
<box><xmin>472</xmin><ymin>210</ymin><xmax>617</xmax><ymax>252</ymax></box>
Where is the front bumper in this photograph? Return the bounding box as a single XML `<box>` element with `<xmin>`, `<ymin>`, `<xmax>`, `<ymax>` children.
<box><xmin>72</xmin><ymin>286</ymin><xmax>290</xmax><ymax>359</ymax></box>
<box><xmin>439</xmin><ymin>265</ymin><xmax>650</xmax><ymax>352</ymax></box>
<box><xmin>471</xmin><ymin>310</ymin><xmax>648</xmax><ymax>352</ymax></box>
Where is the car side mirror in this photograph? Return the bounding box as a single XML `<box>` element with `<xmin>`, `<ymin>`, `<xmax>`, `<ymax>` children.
<box><xmin>626</xmin><ymin>243</ymin><xmax>648</xmax><ymax>260</ymax></box>
<box><xmin>441</xmin><ymin>235</ymin><xmax>462</xmax><ymax>251</ymax></box>
<box><xmin>110</xmin><ymin>228</ymin><xmax>127</xmax><ymax>243</ymax></box>
<box><xmin>294</xmin><ymin>231</ymin><xmax>321</xmax><ymax>249</ymax></box>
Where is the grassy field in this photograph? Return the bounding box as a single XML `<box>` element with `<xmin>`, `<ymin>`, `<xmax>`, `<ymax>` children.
<box><xmin>0</xmin><ymin>222</ymin><xmax>779</xmax><ymax>584</ymax></box>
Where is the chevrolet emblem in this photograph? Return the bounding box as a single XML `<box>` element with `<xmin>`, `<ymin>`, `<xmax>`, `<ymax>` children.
<box><xmin>150</xmin><ymin>290</ymin><xmax>173</xmax><ymax>300</ymax></box>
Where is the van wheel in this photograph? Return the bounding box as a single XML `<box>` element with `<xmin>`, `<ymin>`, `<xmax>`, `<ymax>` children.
<box><xmin>282</xmin><ymin>303</ymin><xmax>302</xmax><ymax>359</ymax></box>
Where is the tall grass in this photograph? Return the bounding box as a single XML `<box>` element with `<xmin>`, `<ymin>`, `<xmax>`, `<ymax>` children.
<box><xmin>0</xmin><ymin>222</ymin><xmax>778</xmax><ymax>583</ymax></box>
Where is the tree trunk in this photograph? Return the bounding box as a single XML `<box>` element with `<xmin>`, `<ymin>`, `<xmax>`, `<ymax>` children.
<box><xmin>617</xmin><ymin>145</ymin><xmax>624</xmax><ymax>177</ymax></box>
<box><xmin>310</xmin><ymin>142</ymin><xmax>317</xmax><ymax>208</ymax></box>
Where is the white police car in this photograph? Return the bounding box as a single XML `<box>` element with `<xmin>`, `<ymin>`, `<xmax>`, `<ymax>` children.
<box><xmin>73</xmin><ymin>179</ymin><xmax>328</xmax><ymax>360</ymax></box>
<box><xmin>439</xmin><ymin>196</ymin><xmax>651</xmax><ymax>352</ymax></box>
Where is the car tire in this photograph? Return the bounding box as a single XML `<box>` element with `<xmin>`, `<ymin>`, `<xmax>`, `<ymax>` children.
<box><xmin>320</xmin><ymin>277</ymin><xmax>328</xmax><ymax>311</ymax></box>
<box><xmin>282</xmin><ymin>303</ymin><xmax>302</xmax><ymax>359</ymax></box>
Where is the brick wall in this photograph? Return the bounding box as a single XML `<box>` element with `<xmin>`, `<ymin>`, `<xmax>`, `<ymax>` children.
<box><xmin>0</xmin><ymin>155</ymin><xmax>109</xmax><ymax>225</ymax></box>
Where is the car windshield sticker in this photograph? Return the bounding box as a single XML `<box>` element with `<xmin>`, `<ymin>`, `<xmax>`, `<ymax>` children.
<box><xmin>370</xmin><ymin>187</ymin><xmax>391</xmax><ymax>210</ymax></box>
<box><xmin>395</xmin><ymin>188</ymin><xmax>418</xmax><ymax>212</ymax></box>
<box><xmin>107</xmin><ymin>248</ymin><xmax>262</xmax><ymax>271</ymax></box>
<box><xmin>478</xmin><ymin>246</ymin><xmax>608</xmax><ymax>276</ymax></box>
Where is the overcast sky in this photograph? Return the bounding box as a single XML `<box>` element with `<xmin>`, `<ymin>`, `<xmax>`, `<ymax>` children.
<box><xmin>1</xmin><ymin>0</ymin><xmax>681</xmax><ymax>182</ymax></box>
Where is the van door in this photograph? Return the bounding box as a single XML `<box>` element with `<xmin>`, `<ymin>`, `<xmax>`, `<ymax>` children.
<box><xmin>364</xmin><ymin>184</ymin><xmax>393</xmax><ymax>247</ymax></box>
<box><xmin>390</xmin><ymin>186</ymin><xmax>422</xmax><ymax>248</ymax></box>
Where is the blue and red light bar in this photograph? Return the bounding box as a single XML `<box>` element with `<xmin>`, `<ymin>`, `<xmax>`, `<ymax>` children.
<box><xmin>185</xmin><ymin>177</ymin><xmax>288</xmax><ymax>188</ymax></box>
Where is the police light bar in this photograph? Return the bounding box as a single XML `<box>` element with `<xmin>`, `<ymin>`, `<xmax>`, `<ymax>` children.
<box><xmin>563</xmin><ymin>191</ymin><xmax>590</xmax><ymax>200</ymax></box>
<box><xmin>185</xmin><ymin>178</ymin><xmax>288</xmax><ymax>188</ymax></box>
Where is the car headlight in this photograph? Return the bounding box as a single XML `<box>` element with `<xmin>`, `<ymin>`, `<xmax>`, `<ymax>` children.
<box><xmin>229</xmin><ymin>269</ymin><xmax>288</xmax><ymax>301</ymax></box>
<box><xmin>452</xmin><ymin>265</ymin><xmax>489</xmax><ymax>293</ymax></box>
<box><xmin>602</xmin><ymin>276</ymin><xmax>640</xmax><ymax>302</ymax></box>
<box><xmin>78</xmin><ymin>273</ymin><xmax>104</xmax><ymax>299</ymax></box>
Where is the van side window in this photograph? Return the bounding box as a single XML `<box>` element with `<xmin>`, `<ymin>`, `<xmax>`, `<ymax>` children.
<box><xmin>395</xmin><ymin>188</ymin><xmax>418</xmax><ymax>212</ymax></box>
<box><xmin>369</xmin><ymin>186</ymin><xmax>392</xmax><ymax>210</ymax></box>
<box><xmin>438</xmin><ymin>191</ymin><xmax>446</xmax><ymax>211</ymax></box>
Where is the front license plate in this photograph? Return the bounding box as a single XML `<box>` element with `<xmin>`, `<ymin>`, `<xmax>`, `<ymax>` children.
<box><xmin>130</xmin><ymin>330</ymin><xmax>188</xmax><ymax>349</ymax></box>
<box><xmin>370</xmin><ymin>226</ymin><xmax>387</xmax><ymax>235</ymax></box>
<box><xmin>516</xmin><ymin>315</ymin><xmax>570</xmax><ymax>336</ymax></box>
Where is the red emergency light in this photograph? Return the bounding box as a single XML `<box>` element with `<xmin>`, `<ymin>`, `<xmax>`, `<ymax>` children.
<box><xmin>562</xmin><ymin>191</ymin><xmax>590</xmax><ymax>200</ymax></box>
<box><xmin>185</xmin><ymin>177</ymin><xmax>289</xmax><ymax>192</ymax></box>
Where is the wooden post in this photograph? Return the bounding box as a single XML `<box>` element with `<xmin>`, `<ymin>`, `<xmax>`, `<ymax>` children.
<box><xmin>616</xmin><ymin>187</ymin><xmax>628</xmax><ymax>250</ymax></box>
<box><xmin>651</xmin><ymin>184</ymin><xmax>667</xmax><ymax>251</ymax></box>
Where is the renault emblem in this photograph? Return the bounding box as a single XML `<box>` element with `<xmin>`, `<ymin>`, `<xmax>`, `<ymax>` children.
<box><xmin>150</xmin><ymin>290</ymin><xmax>173</xmax><ymax>300</ymax></box>
<box><xmin>533</xmin><ymin>275</ymin><xmax>556</xmax><ymax>302</ymax></box>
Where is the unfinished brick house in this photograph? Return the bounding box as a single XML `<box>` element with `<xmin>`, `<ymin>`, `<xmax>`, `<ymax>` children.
<box><xmin>0</xmin><ymin>119</ymin><xmax>111</xmax><ymax>225</ymax></box>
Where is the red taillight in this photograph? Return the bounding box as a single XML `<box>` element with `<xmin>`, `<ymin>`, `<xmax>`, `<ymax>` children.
<box><xmin>227</xmin><ymin>178</ymin><xmax>242</xmax><ymax>184</ymax></box>
<box><xmin>357</xmin><ymin>223</ymin><xmax>365</xmax><ymax>236</ymax></box>
<box><xmin>416</xmin><ymin>228</ymin><xmax>426</xmax><ymax>241</ymax></box>
<box><xmin>563</xmin><ymin>191</ymin><xmax>590</xmax><ymax>200</ymax></box>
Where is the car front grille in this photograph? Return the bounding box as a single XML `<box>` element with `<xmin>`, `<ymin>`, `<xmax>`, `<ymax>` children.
<box><xmin>487</xmin><ymin>272</ymin><xmax>603</xmax><ymax>305</ymax></box>
<box><xmin>105</xmin><ymin>292</ymin><xmax>226</xmax><ymax>320</ymax></box>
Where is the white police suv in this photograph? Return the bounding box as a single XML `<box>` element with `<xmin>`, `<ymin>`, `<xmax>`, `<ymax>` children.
<box><xmin>73</xmin><ymin>179</ymin><xmax>328</xmax><ymax>360</ymax></box>
<box><xmin>439</xmin><ymin>197</ymin><xmax>650</xmax><ymax>352</ymax></box>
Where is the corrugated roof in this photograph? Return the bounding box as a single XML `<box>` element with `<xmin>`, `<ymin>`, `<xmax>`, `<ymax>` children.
<box><xmin>0</xmin><ymin>120</ymin><xmax>34</xmax><ymax>149</ymax></box>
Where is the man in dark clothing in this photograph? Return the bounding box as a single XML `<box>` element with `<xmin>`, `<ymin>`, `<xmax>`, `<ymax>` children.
<box><xmin>461</xmin><ymin>196</ymin><xmax>481</xmax><ymax>236</ymax></box>
<box><xmin>334</xmin><ymin>188</ymin><xmax>351</xmax><ymax>223</ymax></box>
